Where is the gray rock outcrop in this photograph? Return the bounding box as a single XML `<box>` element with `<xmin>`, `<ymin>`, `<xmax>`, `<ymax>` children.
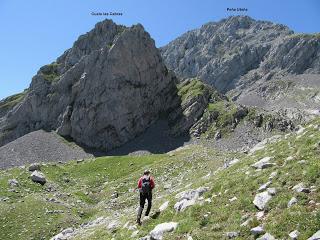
<box><xmin>0</xmin><ymin>20</ymin><xmax>178</xmax><ymax>152</ymax></box>
<box><xmin>161</xmin><ymin>16</ymin><xmax>320</xmax><ymax>122</ymax></box>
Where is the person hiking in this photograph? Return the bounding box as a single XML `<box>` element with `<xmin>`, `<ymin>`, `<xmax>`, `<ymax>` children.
<box><xmin>136</xmin><ymin>169</ymin><xmax>155</xmax><ymax>225</ymax></box>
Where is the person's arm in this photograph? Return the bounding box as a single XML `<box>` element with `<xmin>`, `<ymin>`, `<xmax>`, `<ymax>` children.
<box><xmin>150</xmin><ymin>177</ymin><xmax>155</xmax><ymax>189</ymax></box>
<box><xmin>137</xmin><ymin>177</ymin><xmax>142</xmax><ymax>189</ymax></box>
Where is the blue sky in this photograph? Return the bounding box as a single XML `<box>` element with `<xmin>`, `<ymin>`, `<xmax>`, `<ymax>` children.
<box><xmin>1</xmin><ymin>0</ymin><xmax>320</xmax><ymax>100</ymax></box>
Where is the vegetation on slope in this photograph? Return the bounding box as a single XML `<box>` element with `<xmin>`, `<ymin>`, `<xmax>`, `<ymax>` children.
<box><xmin>0</xmin><ymin>90</ymin><xmax>27</xmax><ymax>115</ymax></box>
<box><xmin>0</xmin><ymin>117</ymin><xmax>319</xmax><ymax>240</ymax></box>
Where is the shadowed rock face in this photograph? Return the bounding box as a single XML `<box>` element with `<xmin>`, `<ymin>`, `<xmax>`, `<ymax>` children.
<box><xmin>0</xmin><ymin>20</ymin><xmax>178</xmax><ymax>151</ymax></box>
<box><xmin>161</xmin><ymin>16</ymin><xmax>320</xmax><ymax>120</ymax></box>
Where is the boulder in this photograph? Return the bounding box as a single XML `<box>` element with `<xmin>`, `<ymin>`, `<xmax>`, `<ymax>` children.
<box><xmin>253</xmin><ymin>191</ymin><xmax>272</xmax><ymax>210</ymax></box>
<box><xmin>267</xmin><ymin>188</ymin><xmax>277</xmax><ymax>196</ymax></box>
<box><xmin>251</xmin><ymin>226</ymin><xmax>265</xmax><ymax>235</ymax></box>
<box><xmin>149</xmin><ymin>222</ymin><xmax>178</xmax><ymax>240</ymax></box>
<box><xmin>292</xmin><ymin>183</ymin><xmax>310</xmax><ymax>193</ymax></box>
<box><xmin>107</xmin><ymin>220</ymin><xmax>120</xmax><ymax>233</ymax></box>
<box><xmin>8</xmin><ymin>179</ymin><xmax>19</xmax><ymax>187</ymax></box>
<box><xmin>287</xmin><ymin>197</ymin><xmax>298</xmax><ymax>207</ymax></box>
<box><xmin>308</xmin><ymin>230</ymin><xmax>320</xmax><ymax>240</ymax></box>
<box><xmin>258</xmin><ymin>181</ymin><xmax>272</xmax><ymax>191</ymax></box>
<box><xmin>50</xmin><ymin>228</ymin><xmax>74</xmax><ymax>240</ymax></box>
<box><xmin>174</xmin><ymin>187</ymin><xmax>208</xmax><ymax>212</ymax></box>
<box><xmin>31</xmin><ymin>170</ymin><xmax>46</xmax><ymax>185</ymax></box>
<box><xmin>174</xmin><ymin>198</ymin><xmax>196</xmax><ymax>212</ymax></box>
<box><xmin>289</xmin><ymin>230</ymin><xmax>300</xmax><ymax>239</ymax></box>
<box><xmin>225</xmin><ymin>232</ymin><xmax>240</xmax><ymax>238</ymax></box>
<box><xmin>29</xmin><ymin>163</ymin><xmax>41</xmax><ymax>172</ymax></box>
<box><xmin>251</xmin><ymin>157</ymin><xmax>275</xmax><ymax>169</ymax></box>
<box><xmin>159</xmin><ymin>201</ymin><xmax>169</xmax><ymax>212</ymax></box>
<box><xmin>257</xmin><ymin>233</ymin><xmax>276</xmax><ymax>240</ymax></box>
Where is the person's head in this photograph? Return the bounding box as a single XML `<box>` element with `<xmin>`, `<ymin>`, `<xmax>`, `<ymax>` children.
<box><xmin>144</xmin><ymin>169</ymin><xmax>150</xmax><ymax>176</ymax></box>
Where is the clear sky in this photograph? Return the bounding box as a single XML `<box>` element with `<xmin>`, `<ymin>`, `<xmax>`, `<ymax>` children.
<box><xmin>1</xmin><ymin>0</ymin><xmax>320</xmax><ymax>100</ymax></box>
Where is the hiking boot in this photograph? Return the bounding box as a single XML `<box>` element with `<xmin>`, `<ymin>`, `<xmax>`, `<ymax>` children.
<box><xmin>137</xmin><ymin>219</ymin><xmax>142</xmax><ymax>226</ymax></box>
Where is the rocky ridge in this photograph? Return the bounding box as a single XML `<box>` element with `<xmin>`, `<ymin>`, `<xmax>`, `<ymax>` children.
<box><xmin>161</xmin><ymin>16</ymin><xmax>320</xmax><ymax>121</ymax></box>
<box><xmin>0</xmin><ymin>20</ymin><xmax>178</xmax><ymax>152</ymax></box>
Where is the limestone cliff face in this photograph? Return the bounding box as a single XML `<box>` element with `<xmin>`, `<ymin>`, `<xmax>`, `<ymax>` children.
<box><xmin>0</xmin><ymin>20</ymin><xmax>178</xmax><ymax>151</ymax></box>
<box><xmin>161</xmin><ymin>16</ymin><xmax>320</xmax><ymax>120</ymax></box>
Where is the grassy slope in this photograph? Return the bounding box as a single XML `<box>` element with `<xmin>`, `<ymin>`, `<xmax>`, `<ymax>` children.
<box><xmin>0</xmin><ymin>118</ymin><xmax>319</xmax><ymax>240</ymax></box>
<box><xmin>0</xmin><ymin>91</ymin><xmax>27</xmax><ymax>113</ymax></box>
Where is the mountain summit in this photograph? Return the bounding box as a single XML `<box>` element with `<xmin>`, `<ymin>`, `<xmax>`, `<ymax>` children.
<box><xmin>161</xmin><ymin>16</ymin><xmax>320</xmax><ymax>120</ymax></box>
<box><xmin>0</xmin><ymin>20</ymin><xmax>177</xmax><ymax>151</ymax></box>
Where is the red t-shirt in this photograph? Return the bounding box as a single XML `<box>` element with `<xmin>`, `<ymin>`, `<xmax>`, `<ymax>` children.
<box><xmin>138</xmin><ymin>175</ymin><xmax>155</xmax><ymax>190</ymax></box>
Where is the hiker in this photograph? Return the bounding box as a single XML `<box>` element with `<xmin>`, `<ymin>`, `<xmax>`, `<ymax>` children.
<box><xmin>136</xmin><ymin>169</ymin><xmax>155</xmax><ymax>225</ymax></box>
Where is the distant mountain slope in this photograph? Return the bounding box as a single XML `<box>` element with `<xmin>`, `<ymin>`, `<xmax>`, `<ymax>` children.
<box><xmin>161</xmin><ymin>16</ymin><xmax>320</xmax><ymax>120</ymax></box>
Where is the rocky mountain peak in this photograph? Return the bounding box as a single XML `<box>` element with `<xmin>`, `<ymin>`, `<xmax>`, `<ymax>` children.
<box><xmin>161</xmin><ymin>16</ymin><xmax>320</xmax><ymax>121</ymax></box>
<box><xmin>0</xmin><ymin>19</ymin><xmax>178</xmax><ymax>151</ymax></box>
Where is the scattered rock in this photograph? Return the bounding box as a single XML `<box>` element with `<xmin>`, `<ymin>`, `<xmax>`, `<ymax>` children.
<box><xmin>267</xmin><ymin>188</ymin><xmax>277</xmax><ymax>196</ymax></box>
<box><xmin>292</xmin><ymin>183</ymin><xmax>310</xmax><ymax>193</ymax></box>
<box><xmin>251</xmin><ymin>226</ymin><xmax>265</xmax><ymax>235</ymax></box>
<box><xmin>131</xmin><ymin>230</ymin><xmax>139</xmax><ymax>238</ymax></box>
<box><xmin>257</xmin><ymin>233</ymin><xmax>276</xmax><ymax>240</ymax></box>
<box><xmin>253</xmin><ymin>191</ymin><xmax>272</xmax><ymax>210</ymax></box>
<box><xmin>29</xmin><ymin>163</ymin><xmax>41</xmax><ymax>172</ymax></box>
<box><xmin>149</xmin><ymin>222</ymin><xmax>178</xmax><ymax>240</ymax></box>
<box><xmin>298</xmin><ymin>160</ymin><xmax>307</xmax><ymax>164</ymax></box>
<box><xmin>214</xmin><ymin>130</ymin><xmax>222</xmax><ymax>140</ymax></box>
<box><xmin>107</xmin><ymin>220</ymin><xmax>120</xmax><ymax>233</ymax></box>
<box><xmin>269</xmin><ymin>171</ymin><xmax>277</xmax><ymax>180</ymax></box>
<box><xmin>258</xmin><ymin>181</ymin><xmax>271</xmax><ymax>191</ymax></box>
<box><xmin>8</xmin><ymin>179</ymin><xmax>19</xmax><ymax>187</ymax></box>
<box><xmin>111</xmin><ymin>192</ymin><xmax>119</xmax><ymax>199</ymax></box>
<box><xmin>174</xmin><ymin>187</ymin><xmax>209</xmax><ymax>211</ymax></box>
<box><xmin>31</xmin><ymin>170</ymin><xmax>46</xmax><ymax>185</ymax></box>
<box><xmin>251</xmin><ymin>157</ymin><xmax>275</xmax><ymax>169</ymax></box>
<box><xmin>289</xmin><ymin>230</ymin><xmax>300</xmax><ymax>239</ymax></box>
<box><xmin>225</xmin><ymin>231</ymin><xmax>240</xmax><ymax>238</ymax></box>
<box><xmin>174</xmin><ymin>198</ymin><xmax>196</xmax><ymax>212</ymax></box>
<box><xmin>241</xmin><ymin>217</ymin><xmax>253</xmax><ymax>227</ymax></box>
<box><xmin>229</xmin><ymin>197</ymin><xmax>237</xmax><ymax>202</ymax></box>
<box><xmin>288</xmin><ymin>197</ymin><xmax>298</xmax><ymax>207</ymax></box>
<box><xmin>308</xmin><ymin>230</ymin><xmax>320</xmax><ymax>240</ymax></box>
<box><xmin>256</xmin><ymin>211</ymin><xmax>265</xmax><ymax>220</ymax></box>
<box><xmin>159</xmin><ymin>201</ymin><xmax>169</xmax><ymax>212</ymax></box>
<box><xmin>76</xmin><ymin>159</ymin><xmax>84</xmax><ymax>163</ymax></box>
<box><xmin>50</xmin><ymin>228</ymin><xmax>74</xmax><ymax>240</ymax></box>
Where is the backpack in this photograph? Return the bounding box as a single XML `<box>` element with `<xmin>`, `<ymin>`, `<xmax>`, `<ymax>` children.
<box><xmin>141</xmin><ymin>177</ymin><xmax>151</xmax><ymax>194</ymax></box>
